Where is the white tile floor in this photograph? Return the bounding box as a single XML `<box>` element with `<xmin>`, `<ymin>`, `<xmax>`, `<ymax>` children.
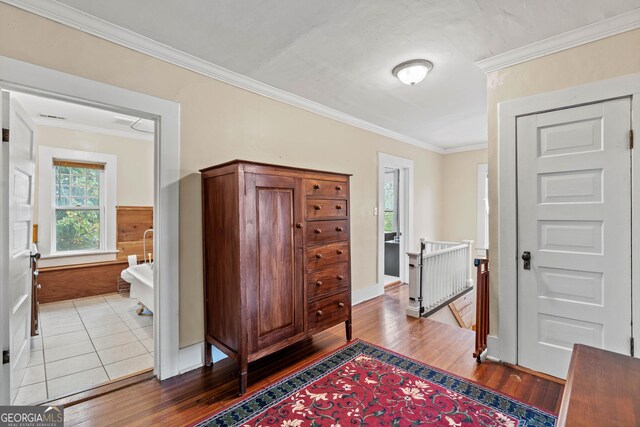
<box><xmin>15</xmin><ymin>293</ymin><xmax>153</xmax><ymax>405</ymax></box>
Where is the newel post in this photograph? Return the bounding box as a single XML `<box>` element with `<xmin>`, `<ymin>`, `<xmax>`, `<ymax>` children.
<box><xmin>462</xmin><ymin>240</ymin><xmax>474</xmax><ymax>288</ymax></box>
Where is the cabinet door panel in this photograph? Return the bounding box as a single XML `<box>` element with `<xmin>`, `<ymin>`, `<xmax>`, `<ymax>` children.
<box><xmin>246</xmin><ymin>174</ymin><xmax>303</xmax><ymax>352</ymax></box>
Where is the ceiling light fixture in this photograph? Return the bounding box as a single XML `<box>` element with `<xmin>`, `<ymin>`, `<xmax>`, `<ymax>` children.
<box><xmin>392</xmin><ymin>59</ymin><xmax>433</xmax><ymax>86</ymax></box>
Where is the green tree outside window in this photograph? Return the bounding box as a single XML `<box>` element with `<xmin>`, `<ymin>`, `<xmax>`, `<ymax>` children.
<box><xmin>54</xmin><ymin>164</ymin><xmax>102</xmax><ymax>251</ymax></box>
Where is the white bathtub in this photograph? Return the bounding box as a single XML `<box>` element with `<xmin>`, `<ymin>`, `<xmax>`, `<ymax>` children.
<box><xmin>121</xmin><ymin>263</ymin><xmax>154</xmax><ymax>313</ymax></box>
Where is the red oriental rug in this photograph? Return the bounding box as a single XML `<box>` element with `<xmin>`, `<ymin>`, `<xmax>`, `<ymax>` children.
<box><xmin>194</xmin><ymin>340</ymin><xmax>556</xmax><ymax>427</ymax></box>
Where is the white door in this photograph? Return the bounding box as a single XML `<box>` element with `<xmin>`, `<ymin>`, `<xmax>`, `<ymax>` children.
<box><xmin>0</xmin><ymin>91</ymin><xmax>36</xmax><ymax>404</ymax></box>
<box><xmin>517</xmin><ymin>98</ymin><xmax>632</xmax><ymax>379</ymax></box>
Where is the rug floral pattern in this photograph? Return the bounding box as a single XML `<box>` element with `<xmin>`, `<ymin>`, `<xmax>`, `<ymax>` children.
<box><xmin>196</xmin><ymin>340</ymin><xmax>556</xmax><ymax>427</ymax></box>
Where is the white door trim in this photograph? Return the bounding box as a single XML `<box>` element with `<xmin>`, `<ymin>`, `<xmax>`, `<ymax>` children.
<box><xmin>377</xmin><ymin>152</ymin><xmax>414</xmax><ymax>294</ymax></box>
<box><xmin>0</xmin><ymin>55</ymin><xmax>181</xmax><ymax>381</ymax></box>
<box><xmin>495</xmin><ymin>72</ymin><xmax>640</xmax><ymax>364</ymax></box>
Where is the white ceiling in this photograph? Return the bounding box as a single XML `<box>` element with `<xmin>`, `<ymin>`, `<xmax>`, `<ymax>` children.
<box><xmin>51</xmin><ymin>0</ymin><xmax>639</xmax><ymax>150</ymax></box>
<box><xmin>13</xmin><ymin>92</ymin><xmax>154</xmax><ymax>141</ymax></box>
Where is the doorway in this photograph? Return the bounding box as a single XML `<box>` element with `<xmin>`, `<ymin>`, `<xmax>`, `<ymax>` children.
<box><xmin>516</xmin><ymin>98</ymin><xmax>632</xmax><ymax>379</ymax></box>
<box><xmin>383</xmin><ymin>168</ymin><xmax>401</xmax><ymax>286</ymax></box>
<box><xmin>0</xmin><ymin>56</ymin><xmax>180</xmax><ymax>406</ymax></box>
<box><xmin>377</xmin><ymin>153</ymin><xmax>413</xmax><ymax>294</ymax></box>
<box><xmin>496</xmin><ymin>74</ymin><xmax>640</xmax><ymax>379</ymax></box>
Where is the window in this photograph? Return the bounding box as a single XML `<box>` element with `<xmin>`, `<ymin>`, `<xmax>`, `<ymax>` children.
<box><xmin>53</xmin><ymin>160</ymin><xmax>105</xmax><ymax>252</ymax></box>
<box><xmin>384</xmin><ymin>168</ymin><xmax>399</xmax><ymax>233</ymax></box>
<box><xmin>38</xmin><ymin>146</ymin><xmax>117</xmax><ymax>259</ymax></box>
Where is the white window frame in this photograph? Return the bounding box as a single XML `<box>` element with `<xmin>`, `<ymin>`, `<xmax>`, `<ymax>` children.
<box><xmin>38</xmin><ymin>146</ymin><xmax>117</xmax><ymax>258</ymax></box>
<box><xmin>384</xmin><ymin>168</ymin><xmax>400</xmax><ymax>234</ymax></box>
<box><xmin>476</xmin><ymin>163</ymin><xmax>489</xmax><ymax>257</ymax></box>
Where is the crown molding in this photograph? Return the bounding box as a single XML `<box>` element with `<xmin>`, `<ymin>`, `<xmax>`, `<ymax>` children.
<box><xmin>477</xmin><ymin>8</ymin><xmax>640</xmax><ymax>73</ymax></box>
<box><xmin>442</xmin><ymin>143</ymin><xmax>487</xmax><ymax>155</ymax></box>
<box><xmin>34</xmin><ymin>117</ymin><xmax>154</xmax><ymax>141</ymax></box>
<box><xmin>2</xmin><ymin>0</ymin><xmax>455</xmax><ymax>153</ymax></box>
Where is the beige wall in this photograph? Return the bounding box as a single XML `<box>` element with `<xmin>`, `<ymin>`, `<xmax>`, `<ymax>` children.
<box><xmin>487</xmin><ymin>29</ymin><xmax>640</xmax><ymax>334</ymax></box>
<box><xmin>441</xmin><ymin>149</ymin><xmax>487</xmax><ymax>246</ymax></box>
<box><xmin>36</xmin><ymin>126</ymin><xmax>154</xmax><ymax>207</ymax></box>
<box><xmin>0</xmin><ymin>4</ymin><xmax>446</xmax><ymax>348</ymax></box>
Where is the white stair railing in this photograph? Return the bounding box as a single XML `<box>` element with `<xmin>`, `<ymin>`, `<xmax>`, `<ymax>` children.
<box><xmin>406</xmin><ymin>239</ymin><xmax>474</xmax><ymax>318</ymax></box>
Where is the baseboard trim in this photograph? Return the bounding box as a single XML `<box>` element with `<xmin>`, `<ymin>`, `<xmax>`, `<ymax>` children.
<box><xmin>352</xmin><ymin>283</ymin><xmax>383</xmax><ymax>306</ymax></box>
<box><xmin>178</xmin><ymin>341</ymin><xmax>205</xmax><ymax>374</ymax></box>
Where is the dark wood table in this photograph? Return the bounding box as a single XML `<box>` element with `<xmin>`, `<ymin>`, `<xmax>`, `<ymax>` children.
<box><xmin>557</xmin><ymin>344</ymin><xmax>640</xmax><ymax>426</ymax></box>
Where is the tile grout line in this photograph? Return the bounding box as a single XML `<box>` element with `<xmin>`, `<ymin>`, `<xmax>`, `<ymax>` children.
<box><xmin>34</xmin><ymin>294</ymin><xmax>154</xmax><ymax>399</ymax></box>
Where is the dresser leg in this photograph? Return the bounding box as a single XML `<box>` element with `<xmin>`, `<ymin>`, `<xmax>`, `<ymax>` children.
<box><xmin>204</xmin><ymin>343</ymin><xmax>212</xmax><ymax>367</ymax></box>
<box><xmin>345</xmin><ymin>319</ymin><xmax>352</xmax><ymax>341</ymax></box>
<box><xmin>239</xmin><ymin>370</ymin><xmax>248</xmax><ymax>396</ymax></box>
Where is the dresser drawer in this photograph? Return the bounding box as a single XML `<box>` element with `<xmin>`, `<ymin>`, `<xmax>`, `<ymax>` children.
<box><xmin>306</xmin><ymin>220</ymin><xmax>349</xmax><ymax>245</ymax></box>
<box><xmin>307</xmin><ymin>291</ymin><xmax>350</xmax><ymax>331</ymax></box>
<box><xmin>307</xmin><ymin>263</ymin><xmax>350</xmax><ymax>300</ymax></box>
<box><xmin>306</xmin><ymin>198</ymin><xmax>347</xmax><ymax>220</ymax></box>
<box><xmin>305</xmin><ymin>179</ymin><xmax>348</xmax><ymax>198</ymax></box>
<box><xmin>306</xmin><ymin>242</ymin><xmax>349</xmax><ymax>271</ymax></box>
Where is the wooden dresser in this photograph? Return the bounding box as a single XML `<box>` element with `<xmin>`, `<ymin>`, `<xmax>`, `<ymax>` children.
<box><xmin>200</xmin><ymin>160</ymin><xmax>352</xmax><ymax>394</ymax></box>
<box><xmin>557</xmin><ymin>344</ymin><xmax>640</xmax><ymax>426</ymax></box>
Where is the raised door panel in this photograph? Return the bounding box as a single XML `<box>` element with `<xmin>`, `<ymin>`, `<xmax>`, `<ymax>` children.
<box><xmin>246</xmin><ymin>173</ymin><xmax>303</xmax><ymax>352</ymax></box>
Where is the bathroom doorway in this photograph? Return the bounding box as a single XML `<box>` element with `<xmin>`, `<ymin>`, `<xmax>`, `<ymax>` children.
<box><xmin>377</xmin><ymin>153</ymin><xmax>413</xmax><ymax>294</ymax></box>
<box><xmin>383</xmin><ymin>167</ymin><xmax>401</xmax><ymax>286</ymax></box>
<box><xmin>4</xmin><ymin>91</ymin><xmax>157</xmax><ymax>405</ymax></box>
<box><xmin>0</xmin><ymin>57</ymin><xmax>180</xmax><ymax>408</ymax></box>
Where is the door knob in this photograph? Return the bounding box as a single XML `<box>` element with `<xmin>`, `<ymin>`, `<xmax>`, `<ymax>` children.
<box><xmin>522</xmin><ymin>251</ymin><xmax>531</xmax><ymax>270</ymax></box>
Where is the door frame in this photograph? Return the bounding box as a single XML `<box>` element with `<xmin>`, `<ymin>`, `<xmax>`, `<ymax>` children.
<box><xmin>0</xmin><ymin>56</ymin><xmax>181</xmax><ymax>386</ymax></box>
<box><xmin>494</xmin><ymin>73</ymin><xmax>640</xmax><ymax>364</ymax></box>
<box><xmin>377</xmin><ymin>152</ymin><xmax>413</xmax><ymax>294</ymax></box>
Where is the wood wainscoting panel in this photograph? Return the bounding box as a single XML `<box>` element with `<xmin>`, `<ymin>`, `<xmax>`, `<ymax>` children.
<box><xmin>38</xmin><ymin>261</ymin><xmax>128</xmax><ymax>303</ymax></box>
<box><xmin>116</xmin><ymin>206</ymin><xmax>153</xmax><ymax>261</ymax></box>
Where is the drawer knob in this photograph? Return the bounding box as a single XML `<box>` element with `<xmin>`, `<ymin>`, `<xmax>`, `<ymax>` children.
<box><xmin>313</xmin><ymin>184</ymin><xmax>320</xmax><ymax>190</ymax></box>
<box><xmin>315</xmin><ymin>253</ymin><xmax>323</xmax><ymax>259</ymax></box>
<box><xmin>335</xmin><ymin>185</ymin><xmax>342</xmax><ymax>190</ymax></box>
<box><xmin>335</xmin><ymin>226</ymin><xmax>344</xmax><ymax>232</ymax></box>
<box><xmin>316</xmin><ymin>281</ymin><xmax>322</xmax><ymax>286</ymax></box>
<box><xmin>317</xmin><ymin>310</ymin><xmax>323</xmax><ymax>316</ymax></box>
<box><xmin>314</xmin><ymin>205</ymin><xmax>322</xmax><ymax>210</ymax></box>
<box><xmin>337</xmin><ymin>275</ymin><xmax>344</xmax><ymax>280</ymax></box>
<box><xmin>335</xmin><ymin>205</ymin><xmax>343</xmax><ymax>210</ymax></box>
<box><xmin>296</xmin><ymin>222</ymin><xmax>303</xmax><ymax>228</ymax></box>
<box><xmin>314</xmin><ymin>228</ymin><xmax>322</xmax><ymax>234</ymax></box>
<box><xmin>338</xmin><ymin>302</ymin><xmax>345</xmax><ymax>308</ymax></box>
<box><xmin>337</xmin><ymin>249</ymin><xmax>344</xmax><ymax>255</ymax></box>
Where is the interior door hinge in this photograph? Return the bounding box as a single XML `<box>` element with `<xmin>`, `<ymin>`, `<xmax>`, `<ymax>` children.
<box><xmin>630</xmin><ymin>129</ymin><xmax>634</xmax><ymax>150</ymax></box>
<box><xmin>631</xmin><ymin>337</ymin><xmax>635</xmax><ymax>357</ymax></box>
<box><xmin>2</xmin><ymin>128</ymin><xmax>8</xmax><ymax>142</ymax></box>
<box><xmin>2</xmin><ymin>350</ymin><xmax>9</xmax><ymax>364</ymax></box>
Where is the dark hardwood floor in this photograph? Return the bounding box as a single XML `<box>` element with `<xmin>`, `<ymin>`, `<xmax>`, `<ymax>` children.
<box><xmin>62</xmin><ymin>285</ymin><xmax>564</xmax><ymax>426</ymax></box>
